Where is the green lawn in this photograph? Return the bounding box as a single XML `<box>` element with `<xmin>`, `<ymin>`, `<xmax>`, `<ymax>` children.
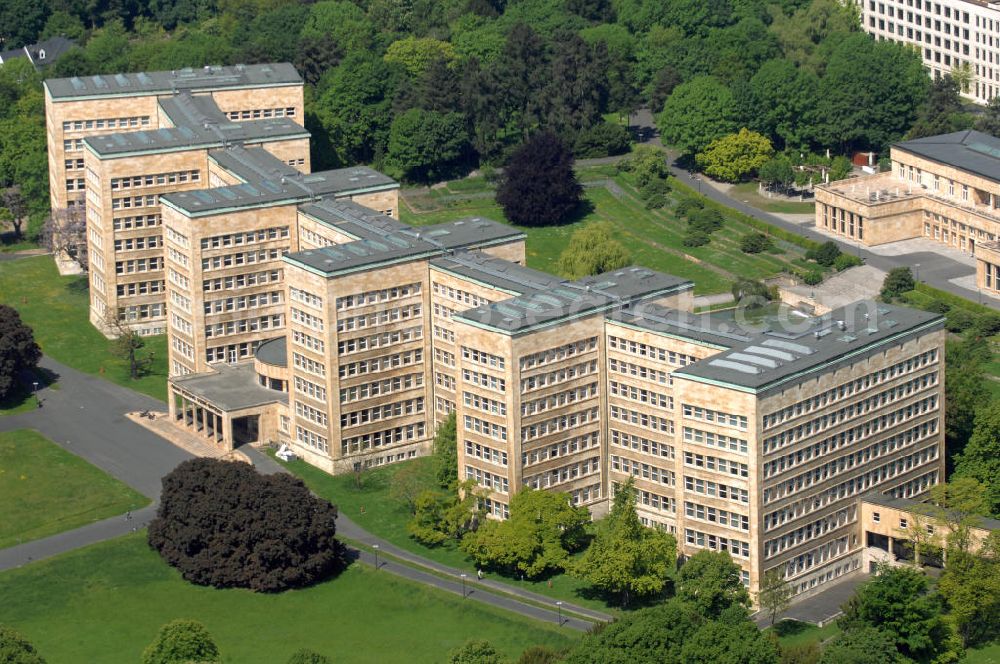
<box><xmin>729</xmin><ymin>182</ymin><xmax>817</xmax><ymax>215</ymax></box>
<box><xmin>0</xmin><ymin>533</ymin><xmax>576</xmax><ymax>663</ymax></box>
<box><xmin>966</xmin><ymin>642</ymin><xmax>1000</xmax><ymax>663</ymax></box>
<box><xmin>401</xmin><ymin>171</ymin><xmax>817</xmax><ymax>296</ymax></box>
<box><xmin>0</xmin><ymin>429</ymin><xmax>149</xmax><ymax>548</ymax></box>
<box><xmin>766</xmin><ymin>619</ymin><xmax>840</xmax><ymax>648</ymax></box>
<box><xmin>276</xmin><ymin>455</ymin><xmax>617</xmax><ymax>613</ymax></box>
<box><xmin>0</xmin><ymin>256</ymin><xmax>168</xmax><ymax>401</ymax></box>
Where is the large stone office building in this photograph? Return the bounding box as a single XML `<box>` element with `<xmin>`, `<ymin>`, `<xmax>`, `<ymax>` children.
<box><xmin>816</xmin><ymin>130</ymin><xmax>1000</xmax><ymax>294</ymax></box>
<box><xmin>45</xmin><ymin>64</ymin><xmax>948</xmax><ymax>602</ymax></box>
<box><xmin>857</xmin><ymin>0</ymin><xmax>1000</xmax><ymax>104</ymax></box>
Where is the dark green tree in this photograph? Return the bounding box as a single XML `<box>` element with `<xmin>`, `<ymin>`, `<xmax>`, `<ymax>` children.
<box><xmin>676</xmin><ymin>550</ymin><xmax>751</xmax><ymax>618</ymax></box>
<box><xmin>0</xmin><ymin>0</ymin><xmax>48</xmax><ymax>48</ymax></box>
<box><xmin>416</xmin><ymin>56</ymin><xmax>463</xmax><ymax>113</ymax></box>
<box><xmin>816</xmin><ymin>33</ymin><xmax>929</xmax><ymax>151</ymax></box>
<box><xmin>955</xmin><ymin>400</ymin><xmax>1000</xmax><ymax>516</ymax></box>
<box><xmin>879</xmin><ymin>266</ymin><xmax>915</xmax><ymax>300</ymax></box>
<box><xmin>496</xmin><ymin>132</ymin><xmax>582</xmax><ymax>227</ymax></box>
<box><xmin>516</xmin><ymin>645</ymin><xmax>562</xmax><ymax>664</ymax></box>
<box><xmin>141</xmin><ymin>619</ymin><xmax>220</xmax><ymax>664</ymax></box>
<box><xmin>907</xmin><ymin>75</ymin><xmax>967</xmax><ymax>139</ymax></box>
<box><xmin>0</xmin><ymin>625</ymin><xmax>46</xmax><ymax>664</ymax></box>
<box><xmin>806</xmin><ymin>241</ymin><xmax>842</xmax><ymax>267</ymax></box>
<box><xmin>295</xmin><ymin>34</ymin><xmax>343</xmax><ymax>87</ymax></box>
<box><xmin>544</xmin><ymin>33</ymin><xmax>608</xmax><ymax>135</ymax></box>
<box><xmin>432</xmin><ymin>412</ymin><xmax>458</xmax><ymax>489</ymax></box>
<box><xmin>0</xmin><ymin>304</ymin><xmax>41</xmax><ymax>400</ymax></box>
<box><xmin>489</xmin><ymin>23</ymin><xmax>549</xmax><ymax>140</ymax></box>
<box><xmin>573</xmin><ymin>478</ymin><xmax>677</xmax><ymax>606</ymax></box>
<box><xmin>657</xmin><ymin>76</ymin><xmax>738</xmax><ymax>154</ymax></box>
<box><xmin>749</xmin><ymin>59</ymin><xmax>820</xmax><ymax>149</ymax></box>
<box><xmin>945</xmin><ymin>335</ymin><xmax>990</xmax><ymax>467</ymax></box>
<box><xmin>758</xmin><ymin>568</ymin><xmax>792</xmax><ymax>625</ymax></box>
<box><xmin>315</xmin><ymin>54</ymin><xmax>400</xmax><ymax>165</ymax></box>
<box><xmin>818</xmin><ymin>627</ymin><xmax>899</xmax><ymax>664</ymax></box>
<box><xmin>387</xmin><ymin>109</ymin><xmax>469</xmax><ymax>183</ymax></box>
<box><xmin>838</xmin><ymin>565</ymin><xmax>949</xmax><ymax>661</ymax></box>
<box><xmin>678</xmin><ymin>616</ymin><xmax>780</xmax><ymax>664</ymax></box>
<box><xmin>937</xmin><ymin>532</ymin><xmax>1000</xmax><ymax>646</ymax></box>
<box><xmin>975</xmin><ymin>96</ymin><xmax>1000</xmax><ymax>137</ymax></box>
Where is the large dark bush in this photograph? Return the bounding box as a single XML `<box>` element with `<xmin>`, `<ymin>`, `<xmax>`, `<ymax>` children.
<box><xmin>0</xmin><ymin>304</ymin><xmax>41</xmax><ymax>400</ymax></box>
<box><xmin>496</xmin><ymin>132</ymin><xmax>582</xmax><ymax>227</ymax></box>
<box><xmin>688</xmin><ymin>208</ymin><xmax>724</xmax><ymax>234</ymax></box>
<box><xmin>148</xmin><ymin>459</ymin><xmax>343</xmax><ymax>592</ymax></box>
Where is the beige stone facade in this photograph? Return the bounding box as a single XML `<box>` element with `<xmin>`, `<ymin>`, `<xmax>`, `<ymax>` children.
<box><xmin>816</xmin><ymin>131</ymin><xmax>1000</xmax><ymax>293</ymax></box>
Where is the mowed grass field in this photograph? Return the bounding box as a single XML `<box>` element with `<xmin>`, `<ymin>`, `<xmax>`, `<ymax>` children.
<box><xmin>276</xmin><ymin>455</ymin><xmax>614</xmax><ymax>613</ymax></box>
<box><xmin>0</xmin><ymin>429</ymin><xmax>148</xmax><ymax>548</ymax></box>
<box><xmin>0</xmin><ymin>533</ymin><xmax>576</xmax><ymax>664</ymax></box>
<box><xmin>401</xmin><ymin>168</ymin><xmax>816</xmax><ymax>295</ymax></box>
<box><xmin>0</xmin><ymin>256</ymin><xmax>168</xmax><ymax>401</ymax></box>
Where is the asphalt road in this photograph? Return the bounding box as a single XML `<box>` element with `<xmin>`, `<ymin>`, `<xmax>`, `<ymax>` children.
<box><xmin>0</xmin><ymin>361</ymin><xmax>600</xmax><ymax>630</ymax></box>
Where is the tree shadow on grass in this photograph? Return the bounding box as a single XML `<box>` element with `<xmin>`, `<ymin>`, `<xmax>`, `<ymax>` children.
<box><xmin>772</xmin><ymin>620</ymin><xmax>812</xmax><ymax>638</ymax></box>
<box><xmin>573</xmin><ymin>581</ymin><xmax>672</xmax><ymax>612</ymax></box>
<box><xmin>65</xmin><ymin>277</ymin><xmax>89</xmax><ymax>294</ymax></box>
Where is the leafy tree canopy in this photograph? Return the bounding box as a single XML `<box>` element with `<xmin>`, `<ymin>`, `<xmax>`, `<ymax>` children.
<box><xmin>461</xmin><ymin>488</ymin><xmax>590</xmax><ymax>578</ymax></box>
<box><xmin>695</xmin><ymin>128</ymin><xmax>774</xmax><ymax>182</ymax></box>
<box><xmin>495</xmin><ymin>132</ymin><xmax>582</xmax><ymax>226</ymax></box>
<box><xmin>141</xmin><ymin>619</ymin><xmax>220</xmax><ymax>664</ymax></box>
<box><xmin>557</xmin><ymin>222</ymin><xmax>632</xmax><ymax>279</ymax></box>
<box><xmin>0</xmin><ymin>625</ymin><xmax>47</xmax><ymax>664</ymax></box>
<box><xmin>676</xmin><ymin>550</ymin><xmax>751</xmax><ymax>618</ymax></box>
<box><xmin>658</xmin><ymin>76</ymin><xmax>738</xmax><ymax>154</ymax></box>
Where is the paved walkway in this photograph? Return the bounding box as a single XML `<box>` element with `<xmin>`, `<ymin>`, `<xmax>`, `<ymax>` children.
<box><xmin>0</xmin><ymin>366</ymin><xmax>602</xmax><ymax>630</ymax></box>
<box><xmin>753</xmin><ymin>571</ymin><xmax>868</xmax><ymax>627</ymax></box>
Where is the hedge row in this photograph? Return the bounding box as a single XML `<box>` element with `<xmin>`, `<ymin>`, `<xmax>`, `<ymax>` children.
<box><xmin>670</xmin><ymin>180</ymin><xmax>821</xmax><ymax>253</ymax></box>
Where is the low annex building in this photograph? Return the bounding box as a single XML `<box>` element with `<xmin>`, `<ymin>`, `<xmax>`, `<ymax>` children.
<box><xmin>44</xmin><ymin>64</ymin><xmax>949</xmax><ymax>604</ymax></box>
<box><xmin>815</xmin><ymin>130</ymin><xmax>1000</xmax><ymax>295</ymax></box>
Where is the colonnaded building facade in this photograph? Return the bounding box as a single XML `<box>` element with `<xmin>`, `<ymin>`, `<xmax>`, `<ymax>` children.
<box><xmin>45</xmin><ymin>63</ymin><xmax>947</xmax><ymax>601</ymax></box>
<box><xmin>816</xmin><ymin>130</ymin><xmax>1000</xmax><ymax>295</ymax></box>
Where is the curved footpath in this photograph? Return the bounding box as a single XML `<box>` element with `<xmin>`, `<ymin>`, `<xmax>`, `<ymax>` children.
<box><xmin>0</xmin><ymin>357</ymin><xmax>604</xmax><ymax>631</ymax></box>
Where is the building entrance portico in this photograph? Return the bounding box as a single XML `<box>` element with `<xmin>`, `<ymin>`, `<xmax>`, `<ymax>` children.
<box><xmin>167</xmin><ymin>361</ymin><xmax>288</xmax><ymax>452</ymax></box>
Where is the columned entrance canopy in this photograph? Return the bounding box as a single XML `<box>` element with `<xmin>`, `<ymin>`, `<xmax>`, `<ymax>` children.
<box><xmin>168</xmin><ymin>362</ymin><xmax>287</xmax><ymax>451</ymax></box>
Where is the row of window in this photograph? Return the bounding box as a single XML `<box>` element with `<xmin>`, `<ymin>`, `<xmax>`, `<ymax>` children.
<box><xmin>296</xmin><ymin>425</ymin><xmax>328</xmax><ymax>454</ymax></box>
<box><xmin>685</xmin><ymin>529</ymin><xmax>750</xmax><ymax>559</ymax></box>
<box><xmin>762</xmin><ymin>349</ymin><xmax>938</xmax><ymax>432</ymax></box>
<box><xmin>205</xmin><ymin>290</ymin><xmax>282</xmax><ymax>315</ymax></box>
<box><xmin>682</xmin><ymin>426</ymin><xmax>748</xmax><ymax>454</ymax></box>
<box><xmin>201</xmin><ymin>248</ymin><xmax>285</xmax><ymax>271</ymax></box>
<box><xmin>336</xmin><ymin>304</ymin><xmax>421</xmax><ymax>333</ymax></box>
<box><xmin>462</xmin><ymin>368</ymin><xmax>505</xmax><ymax>393</ymax></box>
<box><xmin>520</xmin><ymin>337</ymin><xmax>597</xmax><ymax>371</ymax></box>
<box><xmin>111</xmin><ymin>170</ymin><xmax>200</xmax><ymax>190</ymax></box>
<box><xmin>225</xmin><ymin>107</ymin><xmax>296</xmax><ymax>120</ymax></box>
<box><xmin>200</xmin><ymin>226</ymin><xmax>289</xmax><ymax>251</ymax></box>
<box><xmin>608</xmin><ymin>335</ymin><xmax>698</xmax><ymax>366</ymax></box>
<box><xmin>204</xmin><ymin>314</ymin><xmax>282</xmax><ymax>339</ymax></box>
<box><xmin>341</xmin><ymin>372</ymin><xmax>423</xmax><ymax>404</ymax></box>
<box><xmin>608</xmin><ymin>405</ymin><xmax>673</xmax><ymax>434</ymax></box>
<box><xmin>338</xmin><ymin>325</ymin><xmax>422</xmax><ymax>355</ymax></box>
<box><xmin>610</xmin><ymin>429</ymin><xmax>674</xmax><ymax>459</ymax></box>
<box><xmin>765</xmin><ymin>506</ymin><xmax>854</xmax><ymax>559</ymax></box>
<box><xmin>295</xmin><ymin>401</ymin><xmax>328</xmax><ymax>427</ymax></box>
<box><xmin>524</xmin><ymin>456</ymin><xmax>601</xmax><ymax>490</ymax></box>
<box><xmin>520</xmin><ymin>360</ymin><xmax>598</xmax><ymax>393</ymax></box>
<box><xmin>521</xmin><ymin>407</ymin><xmax>600</xmax><ymax>442</ymax></box>
<box><xmin>339</xmin><ymin>349</ymin><xmax>423</xmax><ymax>379</ymax></box>
<box><xmin>521</xmin><ymin>382</ymin><xmax>598</xmax><ymax>417</ymax></box>
<box><xmin>464</xmin><ymin>391</ymin><xmax>507</xmax><ymax>416</ymax></box>
<box><xmin>683</xmin><ymin>451</ymin><xmax>749</xmax><ymax>478</ymax></box>
<box><xmin>341</xmin><ymin>397</ymin><xmax>424</xmax><ymax>428</ymax></box>
<box><xmin>682</xmin><ymin>404</ymin><xmax>748</xmax><ymax>430</ymax></box>
<box><xmin>465</xmin><ymin>441</ymin><xmax>508</xmax><ymax>466</ymax></box>
<box><xmin>62</xmin><ymin>116</ymin><xmax>150</xmax><ymax>132</ymax></box>
<box><xmin>336</xmin><ymin>282</ymin><xmax>421</xmax><ymax>311</ymax></box>
<box><xmin>609</xmin><ymin>380</ymin><xmax>672</xmax><ymax>410</ymax></box>
<box><xmin>117</xmin><ymin>280</ymin><xmax>163</xmax><ymax>297</ymax></box>
<box><xmin>610</xmin><ymin>455</ymin><xmax>675</xmax><ymax>487</ymax></box>
<box><xmin>116</xmin><ymin>256</ymin><xmax>163</xmax><ymax>274</ymax></box>
<box><xmin>464</xmin><ymin>414</ymin><xmax>507</xmax><ymax>441</ymax></box>
<box><xmin>462</xmin><ymin>346</ymin><xmax>505</xmax><ymax>370</ymax></box>
<box><xmin>341</xmin><ymin>422</ymin><xmax>426</xmax><ymax>454</ymax></box>
<box><xmin>113</xmin><ymin>214</ymin><xmax>160</xmax><ymax>230</ymax></box>
<box><xmin>291</xmin><ymin>307</ymin><xmax>324</xmax><ymax>331</ymax></box>
<box><xmin>294</xmin><ymin>376</ymin><xmax>326</xmax><ymax>402</ymax></box>
<box><xmin>432</xmin><ymin>281</ymin><xmax>491</xmax><ymax>308</ymax></box>
<box><xmin>522</xmin><ymin>432</ymin><xmax>600</xmax><ymax>467</ymax></box>
<box><xmin>466</xmin><ymin>465</ymin><xmax>509</xmax><ymax>494</ymax></box>
<box><xmin>685</xmin><ymin>501</ymin><xmax>750</xmax><ymax>531</ymax></box>
<box><xmin>764</xmin><ymin>375</ymin><xmax>939</xmax><ymax>453</ymax></box>
<box><xmin>203</xmin><ymin>269</ymin><xmax>280</xmax><ymax>293</ymax></box>
<box><xmin>608</xmin><ymin>357</ymin><xmax>670</xmax><ymax>385</ymax></box>
<box><xmin>292</xmin><ymin>329</ymin><xmax>324</xmax><ymax>353</ymax></box>
<box><xmin>684</xmin><ymin>475</ymin><xmax>750</xmax><ymax>504</ymax></box>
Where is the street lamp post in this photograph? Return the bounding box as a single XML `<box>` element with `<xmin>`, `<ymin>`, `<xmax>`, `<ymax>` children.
<box><xmin>914</xmin><ymin>263</ymin><xmax>920</xmax><ymax>282</ymax></box>
<box><xmin>460</xmin><ymin>573</ymin><xmax>467</xmax><ymax>598</ymax></box>
<box><xmin>373</xmin><ymin>544</ymin><xmax>380</xmax><ymax>570</ymax></box>
<box><xmin>556</xmin><ymin>601</ymin><xmax>563</xmax><ymax>626</ymax></box>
